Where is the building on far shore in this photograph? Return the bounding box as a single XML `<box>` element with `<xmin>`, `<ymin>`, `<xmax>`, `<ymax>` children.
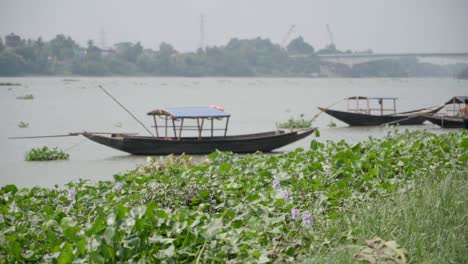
<box><xmin>5</xmin><ymin>33</ymin><xmax>21</xmax><ymax>48</ymax></box>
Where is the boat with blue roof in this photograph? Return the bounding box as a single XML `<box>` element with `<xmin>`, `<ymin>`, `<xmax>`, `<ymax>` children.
<box><xmin>82</xmin><ymin>106</ymin><xmax>316</xmax><ymax>155</ymax></box>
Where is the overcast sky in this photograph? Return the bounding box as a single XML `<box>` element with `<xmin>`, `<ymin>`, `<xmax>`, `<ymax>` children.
<box><xmin>1</xmin><ymin>0</ymin><xmax>467</xmax><ymax>53</ymax></box>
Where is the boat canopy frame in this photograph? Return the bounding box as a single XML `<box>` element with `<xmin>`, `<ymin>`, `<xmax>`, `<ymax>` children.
<box><xmin>439</xmin><ymin>96</ymin><xmax>468</xmax><ymax>117</ymax></box>
<box><xmin>147</xmin><ymin>107</ymin><xmax>231</xmax><ymax>139</ymax></box>
<box><xmin>345</xmin><ymin>96</ymin><xmax>398</xmax><ymax>116</ymax></box>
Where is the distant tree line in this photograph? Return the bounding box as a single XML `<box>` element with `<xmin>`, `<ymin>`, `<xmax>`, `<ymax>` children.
<box><xmin>0</xmin><ymin>33</ymin><xmax>465</xmax><ymax>77</ymax></box>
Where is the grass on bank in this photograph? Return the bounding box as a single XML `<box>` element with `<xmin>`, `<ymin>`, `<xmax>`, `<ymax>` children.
<box><xmin>305</xmin><ymin>169</ymin><xmax>468</xmax><ymax>263</ymax></box>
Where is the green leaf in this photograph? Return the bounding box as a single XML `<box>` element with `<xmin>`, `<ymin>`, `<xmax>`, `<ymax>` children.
<box><xmin>460</xmin><ymin>137</ymin><xmax>468</xmax><ymax>149</ymax></box>
<box><xmin>199</xmin><ymin>190</ymin><xmax>210</xmax><ymax>199</ymax></box>
<box><xmin>103</xmin><ymin>227</ymin><xmax>115</xmax><ymax>245</ymax></box>
<box><xmin>314</xmin><ymin>129</ymin><xmax>320</xmax><ymax>137</ymax></box>
<box><xmin>58</xmin><ymin>243</ymin><xmax>74</xmax><ymax>264</ymax></box>
<box><xmin>155</xmin><ymin>209</ymin><xmax>169</xmax><ymax>220</ymax></box>
<box><xmin>130</xmin><ymin>206</ymin><xmax>146</xmax><ymax>219</ymax></box>
<box><xmin>219</xmin><ymin>163</ymin><xmax>231</xmax><ymax>174</ymax></box>
<box><xmin>204</xmin><ymin>218</ymin><xmax>223</xmax><ymax>239</ymax></box>
<box><xmin>76</xmin><ymin>239</ymin><xmax>87</xmax><ymax>256</ymax></box>
<box><xmin>258</xmin><ymin>253</ymin><xmax>271</xmax><ymax>263</ymax></box>
<box><xmin>89</xmin><ymin>252</ymin><xmax>105</xmax><ymax>264</ymax></box>
<box><xmin>149</xmin><ymin>235</ymin><xmax>175</xmax><ymax>244</ymax></box>
<box><xmin>158</xmin><ymin>245</ymin><xmax>175</xmax><ymax>259</ymax></box>
<box><xmin>207</xmin><ymin>151</ymin><xmax>219</xmax><ymax>160</ymax></box>
<box><xmin>115</xmin><ymin>205</ymin><xmax>128</xmax><ymax>221</ymax></box>
<box><xmin>1</xmin><ymin>185</ymin><xmax>18</xmax><ymax>194</ymax></box>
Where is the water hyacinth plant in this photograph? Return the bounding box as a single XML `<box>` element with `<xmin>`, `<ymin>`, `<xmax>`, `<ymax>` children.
<box><xmin>0</xmin><ymin>130</ymin><xmax>466</xmax><ymax>262</ymax></box>
<box><xmin>291</xmin><ymin>208</ymin><xmax>300</xmax><ymax>220</ymax></box>
<box><xmin>16</xmin><ymin>94</ymin><xmax>34</xmax><ymax>100</ymax></box>
<box><xmin>278</xmin><ymin>114</ymin><xmax>313</xmax><ymax>129</ymax></box>
<box><xmin>25</xmin><ymin>146</ymin><xmax>70</xmax><ymax>161</ymax></box>
<box><xmin>0</xmin><ymin>82</ymin><xmax>21</xmax><ymax>86</ymax></box>
<box><xmin>18</xmin><ymin>121</ymin><xmax>29</xmax><ymax>128</ymax></box>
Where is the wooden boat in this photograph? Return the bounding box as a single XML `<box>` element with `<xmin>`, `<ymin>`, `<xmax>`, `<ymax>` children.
<box><xmin>422</xmin><ymin>96</ymin><xmax>467</xmax><ymax>128</ymax></box>
<box><xmin>319</xmin><ymin>96</ymin><xmax>442</xmax><ymax>126</ymax></box>
<box><xmin>421</xmin><ymin>115</ymin><xmax>463</xmax><ymax>128</ymax></box>
<box><xmin>82</xmin><ymin>107</ymin><xmax>316</xmax><ymax>155</ymax></box>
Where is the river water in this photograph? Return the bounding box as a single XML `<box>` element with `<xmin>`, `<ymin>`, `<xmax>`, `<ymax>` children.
<box><xmin>0</xmin><ymin>77</ymin><xmax>466</xmax><ymax>188</ymax></box>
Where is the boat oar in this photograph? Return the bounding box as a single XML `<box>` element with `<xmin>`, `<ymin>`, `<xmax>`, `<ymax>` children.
<box><xmin>8</xmin><ymin>133</ymin><xmax>82</xmax><ymax>139</ymax></box>
<box><xmin>380</xmin><ymin>115</ymin><xmax>421</xmax><ymax>126</ymax></box>
<box><xmin>8</xmin><ymin>132</ymin><xmax>138</xmax><ymax>139</ymax></box>
<box><xmin>380</xmin><ymin>104</ymin><xmax>445</xmax><ymax>127</ymax></box>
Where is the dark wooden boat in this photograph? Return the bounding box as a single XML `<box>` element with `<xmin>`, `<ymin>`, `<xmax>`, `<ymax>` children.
<box><xmin>319</xmin><ymin>96</ymin><xmax>442</xmax><ymax>126</ymax></box>
<box><xmin>422</xmin><ymin>96</ymin><xmax>467</xmax><ymax>128</ymax></box>
<box><xmin>422</xmin><ymin>115</ymin><xmax>463</xmax><ymax>128</ymax></box>
<box><xmin>82</xmin><ymin>107</ymin><xmax>316</xmax><ymax>155</ymax></box>
<box><xmin>82</xmin><ymin>129</ymin><xmax>315</xmax><ymax>155</ymax></box>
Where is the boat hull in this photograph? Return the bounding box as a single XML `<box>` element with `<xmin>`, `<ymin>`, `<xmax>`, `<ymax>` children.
<box><xmin>319</xmin><ymin>108</ymin><xmax>428</xmax><ymax>126</ymax></box>
<box><xmin>423</xmin><ymin>115</ymin><xmax>463</xmax><ymax>128</ymax></box>
<box><xmin>82</xmin><ymin>128</ymin><xmax>316</xmax><ymax>155</ymax></box>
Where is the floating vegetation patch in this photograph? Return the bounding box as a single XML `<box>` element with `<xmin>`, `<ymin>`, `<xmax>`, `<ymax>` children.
<box><xmin>327</xmin><ymin>120</ymin><xmax>337</xmax><ymax>127</ymax></box>
<box><xmin>278</xmin><ymin>114</ymin><xmax>313</xmax><ymax>128</ymax></box>
<box><xmin>18</xmin><ymin>121</ymin><xmax>29</xmax><ymax>128</ymax></box>
<box><xmin>62</xmin><ymin>79</ymin><xmax>80</xmax><ymax>82</ymax></box>
<box><xmin>1</xmin><ymin>130</ymin><xmax>466</xmax><ymax>262</ymax></box>
<box><xmin>25</xmin><ymin>146</ymin><xmax>70</xmax><ymax>161</ymax></box>
<box><xmin>0</xmin><ymin>82</ymin><xmax>21</xmax><ymax>86</ymax></box>
<box><xmin>16</xmin><ymin>94</ymin><xmax>34</xmax><ymax>100</ymax></box>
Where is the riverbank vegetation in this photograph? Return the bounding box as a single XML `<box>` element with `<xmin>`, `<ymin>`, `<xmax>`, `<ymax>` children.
<box><xmin>1</xmin><ymin>130</ymin><xmax>466</xmax><ymax>262</ymax></box>
<box><xmin>1</xmin><ymin>33</ymin><xmax>466</xmax><ymax>77</ymax></box>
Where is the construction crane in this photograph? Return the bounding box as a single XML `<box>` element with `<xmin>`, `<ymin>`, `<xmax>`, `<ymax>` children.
<box><xmin>281</xmin><ymin>25</ymin><xmax>296</xmax><ymax>48</ymax></box>
<box><xmin>199</xmin><ymin>14</ymin><xmax>206</xmax><ymax>50</ymax></box>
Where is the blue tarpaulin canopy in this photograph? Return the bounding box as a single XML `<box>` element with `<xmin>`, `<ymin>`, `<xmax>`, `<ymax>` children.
<box><xmin>346</xmin><ymin>96</ymin><xmax>398</xmax><ymax>100</ymax></box>
<box><xmin>147</xmin><ymin>107</ymin><xmax>230</xmax><ymax>119</ymax></box>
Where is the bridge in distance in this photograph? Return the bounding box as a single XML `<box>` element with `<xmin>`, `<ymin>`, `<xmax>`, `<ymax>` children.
<box><xmin>316</xmin><ymin>52</ymin><xmax>468</xmax><ymax>66</ymax></box>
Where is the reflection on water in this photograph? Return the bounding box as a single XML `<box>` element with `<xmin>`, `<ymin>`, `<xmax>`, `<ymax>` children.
<box><xmin>0</xmin><ymin>77</ymin><xmax>466</xmax><ymax>188</ymax></box>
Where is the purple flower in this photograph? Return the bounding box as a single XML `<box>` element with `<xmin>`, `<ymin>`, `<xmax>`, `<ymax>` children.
<box><xmin>302</xmin><ymin>211</ymin><xmax>313</xmax><ymax>226</ymax></box>
<box><xmin>291</xmin><ymin>208</ymin><xmax>300</xmax><ymax>220</ymax></box>
<box><xmin>280</xmin><ymin>190</ymin><xmax>289</xmax><ymax>201</ymax></box>
<box><xmin>272</xmin><ymin>179</ymin><xmax>280</xmax><ymax>189</ymax></box>
<box><xmin>115</xmin><ymin>182</ymin><xmax>123</xmax><ymax>190</ymax></box>
<box><xmin>67</xmin><ymin>189</ymin><xmax>76</xmax><ymax>201</ymax></box>
<box><xmin>323</xmin><ymin>163</ymin><xmax>332</xmax><ymax>175</ymax></box>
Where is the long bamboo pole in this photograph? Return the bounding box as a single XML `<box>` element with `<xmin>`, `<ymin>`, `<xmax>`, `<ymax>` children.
<box><xmin>98</xmin><ymin>85</ymin><xmax>154</xmax><ymax>137</ymax></box>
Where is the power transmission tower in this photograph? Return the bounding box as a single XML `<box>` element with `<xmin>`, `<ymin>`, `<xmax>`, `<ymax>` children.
<box><xmin>326</xmin><ymin>24</ymin><xmax>335</xmax><ymax>49</ymax></box>
<box><xmin>199</xmin><ymin>14</ymin><xmax>205</xmax><ymax>50</ymax></box>
<box><xmin>98</xmin><ymin>28</ymin><xmax>107</xmax><ymax>49</ymax></box>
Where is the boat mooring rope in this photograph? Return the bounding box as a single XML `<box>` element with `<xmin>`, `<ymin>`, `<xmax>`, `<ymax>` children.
<box><xmin>63</xmin><ymin>138</ymin><xmax>88</xmax><ymax>152</ymax></box>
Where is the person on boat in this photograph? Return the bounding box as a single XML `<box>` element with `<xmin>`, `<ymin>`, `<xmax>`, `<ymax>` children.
<box><xmin>463</xmin><ymin>99</ymin><xmax>468</xmax><ymax>129</ymax></box>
